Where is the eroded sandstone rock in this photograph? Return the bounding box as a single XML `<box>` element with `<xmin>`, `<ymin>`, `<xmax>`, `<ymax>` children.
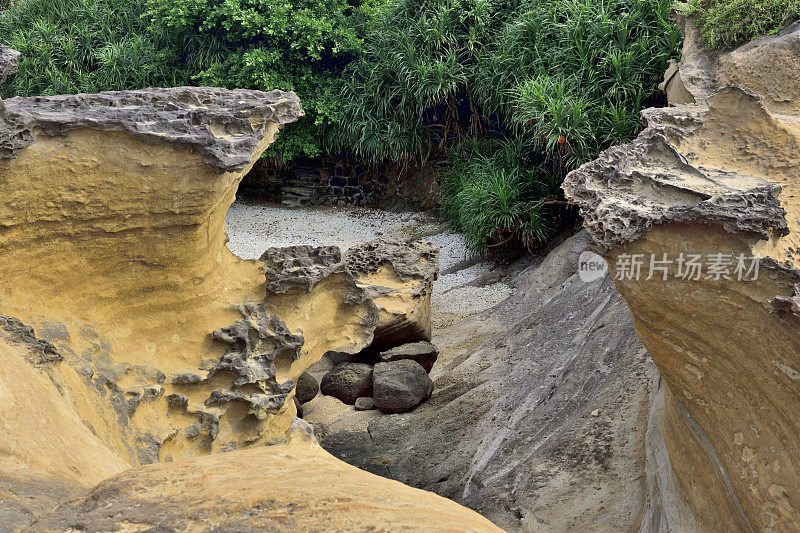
<box><xmin>0</xmin><ymin>84</ymin><xmax>471</xmax><ymax>529</ymax></box>
<box><xmin>0</xmin><ymin>86</ymin><xmax>317</xmax><ymax>466</ymax></box>
<box><xmin>0</xmin><ymin>335</ymin><xmax>129</xmax><ymax>531</ymax></box>
<box><xmin>29</xmin><ymin>420</ymin><xmax>502</xmax><ymax>533</ymax></box>
<box><xmin>564</xmin><ymin>18</ymin><xmax>800</xmax><ymax>531</ymax></box>
<box><xmin>262</xmin><ymin>240</ymin><xmax>439</xmax><ymax>350</ymax></box>
<box><xmin>345</xmin><ymin>240</ymin><xmax>439</xmax><ymax>348</ymax></box>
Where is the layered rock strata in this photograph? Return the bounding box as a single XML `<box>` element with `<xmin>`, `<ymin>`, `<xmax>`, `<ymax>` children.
<box><xmin>310</xmin><ymin>232</ymin><xmax>688</xmax><ymax>530</ymax></box>
<box><xmin>28</xmin><ymin>420</ymin><xmax>502</xmax><ymax>533</ymax></box>
<box><xmin>564</xmin><ymin>19</ymin><xmax>800</xmax><ymax>531</ymax></box>
<box><xmin>0</xmin><ymin>75</ymin><xmax>457</xmax><ymax>530</ymax></box>
<box><xmin>0</xmin><ymin>85</ymin><xmax>308</xmax><ymax>467</ymax></box>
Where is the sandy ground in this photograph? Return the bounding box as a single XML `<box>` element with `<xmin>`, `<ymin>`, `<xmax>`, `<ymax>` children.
<box><xmin>225</xmin><ymin>199</ymin><xmax>512</xmax><ymax>321</ymax></box>
<box><xmin>225</xmin><ymin>199</ymin><xmax>520</xmax><ymax>437</ymax></box>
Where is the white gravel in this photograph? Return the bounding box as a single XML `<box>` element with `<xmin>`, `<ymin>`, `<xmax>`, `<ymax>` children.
<box><xmin>225</xmin><ymin>199</ymin><xmax>512</xmax><ymax>319</ymax></box>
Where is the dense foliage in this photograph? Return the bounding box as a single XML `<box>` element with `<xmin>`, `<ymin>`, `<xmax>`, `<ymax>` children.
<box><xmin>679</xmin><ymin>0</ymin><xmax>800</xmax><ymax>49</ymax></box>
<box><xmin>143</xmin><ymin>0</ymin><xmax>379</xmax><ymax>161</ymax></box>
<box><xmin>0</xmin><ymin>0</ymin><xmax>178</xmax><ymax>96</ymax></box>
<box><xmin>334</xmin><ymin>0</ymin><xmax>680</xmax><ymax>252</ymax></box>
<box><xmin>0</xmin><ymin>0</ymin><xmax>377</xmax><ymax>160</ymax></box>
<box><xmin>0</xmin><ymin>0</ymin><xmax>683</xmax><ymax>254</ymax></box>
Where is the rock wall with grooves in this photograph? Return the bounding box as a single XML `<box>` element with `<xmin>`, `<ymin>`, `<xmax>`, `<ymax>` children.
<box><xmin>564</xmin><ymin>18</ymin><xmax>800</xmax><ymax>531</ymax></box>
<box><xmin>0</xmin><ymin>73</ymin><xmax>463</xmax><ymax>529</ymax></box>
<box><xmin>0</xmin><ymin>85</ymin><xmax>311</xmax><ymax>469</ymax></box>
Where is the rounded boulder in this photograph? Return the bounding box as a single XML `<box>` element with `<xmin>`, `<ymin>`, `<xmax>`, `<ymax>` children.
<box><xmin>373</xmin><ymin>360</ymin><xmax>433</xmax><ymax>414</ymax></box>
<box><xmin>295</xmin><ymin>371</ymin><xmax>319</xmax><ymax>404</ymax></box>
<box><xmin>320</xmin><ymin>362</ymin><xmax>373</xmax><ymax>405</ymax></box>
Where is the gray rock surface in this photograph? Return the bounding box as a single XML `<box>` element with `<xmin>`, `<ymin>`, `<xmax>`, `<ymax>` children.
<box><xmin>372</xmin><ymin>360</ymin><xmax>433</xmax><ymax>413</ymax></box>
<box><xmin>315</xmin><ymin>232</ymin><xmax>690</xmax><ymax>531</ymax></box>
<box><xmin>378</xmin><ymin>341</ymin><xmax>438</xmax><ymax>373</ymax></box>
<box><xmin>0</xmin><ymin>45</ymin><xmax>20</xmax><ymax>86</ymax></box>
<box><xmin>0</xmin><ymin>87</ymin><xmax>303</xmax><ymax>171</ymax></box>
<box><xmin>0</xmin><ymin>315</ymin><xmax>62</xmax><ymax>365</ymax></box>
<box><xmin>261</xmin><ymin>245</ymin><xmax>342</xmax><ymax>293</ymax></box>
<box><xmin>295</xmin><ymin>371</ymin><xmax>319</xmax><ymax>404</ymax></box>
<box><xmin>205</xmin><ymin>303</ymin><xmax>303</xmax><ymax>419</ymax></box>
<box><xmin>294</xmin><ymin>396</ymin><xmax>304</xmax><ymax>418</ymax></box>
<box><xmin>354</xmin><ymin>397</ymin><xmax>376</xmax><ymax>411</ymax></box>
<box><xmin>344</xmin><ymin>240</ymin><xmax>439</xmax><ymax>283</ymax></box>
<box><xmin>320</xmin><ymin>362</ymin><xmax>374</xmax><ymax>405</ymax></box>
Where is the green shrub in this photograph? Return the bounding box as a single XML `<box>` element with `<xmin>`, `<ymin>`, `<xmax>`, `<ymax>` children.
<box><xmin>334</xmin><ymin>0</ymin><xmax>680</xmax><ymax>254</ymax></box>
<box><xmin>1</xmin><ymin>0</ymin><xmax>378</xmax><ymax>161</ymax></box>
<box><xmin>143</xmin><ymin>0</ymin><xmax>380</xmax><ymax>161</ymax></box>
<box><xmin>1</xmin><ymin>0</ymin><xmax>682</xmax><ymax>255</ymax></box>
<box><xmin>443</xmin><ymin>138</ymin><xmax>557</xmax><ymax>252</ymax></box>
<box><xmin>0</xmin><ymin>0</ymin><xmax>181</xmax><ymax>97</ymax></box>
<box><xmin>679</xmin><ymin>0</ymin><xmax>800</xmax><ymax>49</ymax></box>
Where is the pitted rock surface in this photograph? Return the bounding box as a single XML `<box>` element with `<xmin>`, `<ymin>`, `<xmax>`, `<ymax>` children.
<box><xmin>345</xmin><ymin>240</ymin><xmax>439</xmax><ymax>283</ymax></box>
<box><xmin>0</xmin><ymin>45</ymin><xmax>20</xmax><ymax>86</ymax></box>
<box><xmin>563</xmin><ymin>18</ymin><xmax>800</xmax><ymax>532</ymax></box>
<box><xmin>261</xmin><ymin>240</ymin><xmax>439</xmax><ymax>349</ymax></box>
<box><xmin>563</xmin><ymin>88</ymin><xmax>790</xmax><ymax>251</ymax></box>
<box><xmin>0</xmin><ymin>86</ymin><xmax>303</xmax><ymax>171</ymax></box>
<box><xmin>207</xmin><ymin>303</ymin><xmax>304</xmax><ymax>419</ymax></box>
<box><xmin>262</xmin><ymin>245</ymin><xmax>343</xmax><ymax>293</ymax></box>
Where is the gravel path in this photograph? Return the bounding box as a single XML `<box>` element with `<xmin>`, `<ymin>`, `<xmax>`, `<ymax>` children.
<box><xmin>225</xmin><ymin>199</ymin><xmax>512</xmax><ymax>320</ymax></box>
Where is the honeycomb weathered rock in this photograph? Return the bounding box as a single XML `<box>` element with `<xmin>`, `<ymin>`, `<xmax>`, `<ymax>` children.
<box><xmin>564</xmin><ymin>18</ymin><xmax>800</xmax><ymax>531</ymax></box>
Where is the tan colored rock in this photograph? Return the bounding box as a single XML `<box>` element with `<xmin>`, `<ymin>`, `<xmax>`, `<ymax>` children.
<box><xmin>0</xmin><ymin>335</ymin><xmax>129</xmax><ymax>530</ymax></box>
<box><xmin>564</xmin><ymin>19</ymin><xmax>800</xmax><ymax>531</ymax></box>
<box><xmin>345</xmin><ymin>240</ymin><xmax>439</xmax><ymax>348</ymax></box>
<box><xmin>0</xmin><ymin>86</ymin><xmax>468</xmax><ymax>531</ymax></box>
<box><xmin>28</xmin><ymin>420</ymin><xmax>502</xmax><ymax>533</ymax></box>
<box><xmin>261</xmin><ymin>240</ymin><xmax>439</xmax><ymax>357</ymax></box>
<box><xmin>0</xmin><ymin>87</ymin><xmax>315</xmax><ymax>466</ymax></box>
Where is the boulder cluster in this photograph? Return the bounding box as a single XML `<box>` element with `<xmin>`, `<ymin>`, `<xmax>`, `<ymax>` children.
<box><xmin>315</xmin><ymin>341</ymin><xmax>438</xmax><ymax>413</ymax></box>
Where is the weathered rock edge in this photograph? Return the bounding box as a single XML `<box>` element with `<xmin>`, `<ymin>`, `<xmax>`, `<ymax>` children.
<box><xmin>0</xmin><ymin>45</ymin><xmax>20</xmax><ymax>86</ymax></box>
<box><xmin>1</xmin><ymin>86</ymin><xmax>303</xmax><ymax>172</ymax></box>
<box><xmin>563</xmin><ymin>17</ymin><xmax>800</xmax><ymax>532</ymax></box>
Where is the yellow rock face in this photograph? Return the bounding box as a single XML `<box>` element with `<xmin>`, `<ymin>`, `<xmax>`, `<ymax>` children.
<box><xmin>0</xmin><ymin>336</ymin><xmax>129</xmax><ymax>522</ymax></box>
<box><xmin>0</xmin><ymin>87</ymin><xmax>471</xmax><ymax>531</ymax></box>
<box><xmin>28</xmin><ymin>421</ymin><xmax>502</xmax><ymax>532</ymax></box>
<box><xmin>0</xmin><ymin>125</ymin><xmax>293</xmax><ymax>464</ymax></box>
<box><xmin>564</xmin><ymin>20</ymin><xmax>800</xmax><ymax>531</ymax></box>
